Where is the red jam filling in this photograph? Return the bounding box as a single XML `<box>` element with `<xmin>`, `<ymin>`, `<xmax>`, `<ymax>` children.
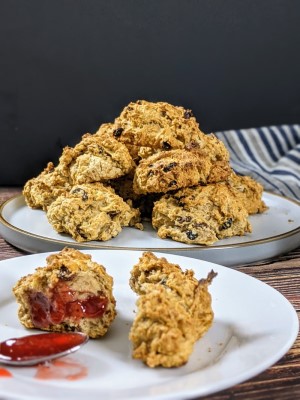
<box><xmin>28</xmin><ymin>281</ymin><xmax>108</xmax><ymax>329</ymax></box>
<box><xmin>0</xmin><ymin>332</ymin><xmax>87</xmax><ymax>361</ymax></box>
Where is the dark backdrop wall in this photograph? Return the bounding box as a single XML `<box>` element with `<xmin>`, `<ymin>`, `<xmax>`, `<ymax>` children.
<box><xmin>0</xmin><ymin>0</ymin><xmax>299</xmax><ymax>185</ymax></box>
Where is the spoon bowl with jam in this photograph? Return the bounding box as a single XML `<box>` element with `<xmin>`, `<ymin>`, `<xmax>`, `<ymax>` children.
<box><xmin>0</xmin><ymin>332</ymin><xmax>89</xmax><ymax>366</ymax></box>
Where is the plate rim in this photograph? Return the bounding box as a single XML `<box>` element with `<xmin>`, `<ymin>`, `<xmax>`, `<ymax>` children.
<box><xmin>0</xmin><ymin>249</ymin><xmax>298</xmax><ymax>400</ymax></box>
<box><xmin>0</xmin><ymin>192</ymin><xmax>300</xmax><ymax>252</ymax></box>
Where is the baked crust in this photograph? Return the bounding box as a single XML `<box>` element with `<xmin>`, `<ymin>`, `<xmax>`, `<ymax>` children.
<box><xmin>133</xmin><ymin>148</ymin><xmax>231</xmax><ymax>195</ymax></box>
<box><xmin>23</xmin><ymin>162</ymin><xmax>71</xmax><ymax>210</ymax></box>
<box><xmin>59</xmin><ymin>131</ymin><xmax>135</xmax><ymax>184</ymax></box>
<box><xmin>152</xmin><ymin>183</ymin><xmax>252</xmax><ymax>245</ymax></box>
<box><xmin>227</xmin><ymin>172</ymin><xmax>268</xmax><ymax>214</ymax></box>
<box><xmin>47</xmin><ymin>182</ymin><xmax>142</xmax><ymax>242</ymax></box>
<box><xmin>13</xmin><ymin>247</ymin><xmax>117</xmax><ymax>338</ymax></box>
<box><xmin>129</xmin><ymin>252</ymin><xmax>216</xmax><ymax>367</ymax></box>
<box><xmin>112</xmin><ymin>100</ymin><xmax>203</xmax><ymax>147</ymax></box>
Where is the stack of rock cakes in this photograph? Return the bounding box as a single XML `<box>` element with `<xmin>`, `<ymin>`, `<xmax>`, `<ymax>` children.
<box><xmin>23</xmin><ymin>100</ymin><xmax>267</xmax><ymax>245</ymax></box>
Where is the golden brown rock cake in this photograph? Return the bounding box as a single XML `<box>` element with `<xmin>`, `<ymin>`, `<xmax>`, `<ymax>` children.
<box><xmin>152</xmin><ymin>182</ymin><xmax>252</xmax><ymax>245</ymax></box>
<box><xmin>133</xmin><ymin>148</ymin><xmax>231</xmax><ymax>195</ymax></box>
<box><xmin>58</xmin><ymin>131</ymin><xmax>135</xmax><ymax>184</ymax></box>
<box><xmin>111</xmin><ymin>99</ymin><xmax>204</xmax><ymax>151</ymax></box>
<box><xmin>47</xmin><ymin>182</ymin><xmax>142</xmax><ymax>242</ymax></box>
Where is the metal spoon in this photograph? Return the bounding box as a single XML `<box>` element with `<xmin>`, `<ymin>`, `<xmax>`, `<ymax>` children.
<box><xmin>0</xmin><ymin>332</ymin><xmax>89</xmax><ymax>366</ymax></box>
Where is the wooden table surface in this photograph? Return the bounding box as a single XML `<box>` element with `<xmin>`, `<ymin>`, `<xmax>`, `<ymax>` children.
<box><xmin>0</xmin><ymin>187</ymin><xmax>299</xmax><ymax>400</ymax></box>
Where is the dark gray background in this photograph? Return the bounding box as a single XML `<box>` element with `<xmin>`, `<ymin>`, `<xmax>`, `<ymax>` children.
<box><xmin>0</xmin><ymin>0</ymin><xmax>299</xmax><ymax>185</ymax></box>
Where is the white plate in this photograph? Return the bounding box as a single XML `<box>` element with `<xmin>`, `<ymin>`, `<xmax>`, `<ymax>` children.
<box><xmin>0</xmin><ymin>192</ymin><xmax>300</xmax><ymax>266</ymax></box>
<box><xmin>0</xmin><ymin>250</ymin><xmax>298</xmax><ymax>400</ymax></box>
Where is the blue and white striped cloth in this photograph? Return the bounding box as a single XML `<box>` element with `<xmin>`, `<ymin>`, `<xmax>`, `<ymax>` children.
<box><xmin>215</xmin><ymin>125</ymin><xmax>300</xmax><ymax>201</ymax></box>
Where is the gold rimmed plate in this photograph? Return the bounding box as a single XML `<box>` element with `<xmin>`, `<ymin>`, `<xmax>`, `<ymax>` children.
<box><xmin>0</xmin><ymin>192</ymin><xmax>300</xmax><ymax>266</ymax></box>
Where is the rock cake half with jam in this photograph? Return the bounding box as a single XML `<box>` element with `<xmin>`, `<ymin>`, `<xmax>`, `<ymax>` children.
<box><xmin>13</xmin><ymin>248</ymin><xmax>116</xmax><ymax>338</ymax></box>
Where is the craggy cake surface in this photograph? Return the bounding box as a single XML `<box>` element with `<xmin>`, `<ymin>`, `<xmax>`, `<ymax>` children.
<box><xmin>129</xmin><ymin>251</ymin><xmax>216</xmax><ymax>367</ymax></box>
<box><xmin>152</xmin><ymin>183</ymin><xmax>252</xmax><ymax>245</ymax></box>
<box><xmin>47</xmin><ymin>182</ymin><xmax>142</xmax><ymax>242</ymax></box>
<box><xmin>110</xmin><ymin>100</ymin><xmax>206</xmax><ymax>151</ymax></box>
<box><xmin>23</xmin><ymin>162</ymin><xmax>71</xmax><ymax>211</ymax></box>
<box><xmin>133</xmin><ymin>148</ymin><xmax>231</xmax><ymax>195</ymax></box>
<box><xmin>227</xmin><ymin>172</ymin><xmax>268</xmax><ymax>214</ymax></box>
<box><xmin>59</xmin><ymin>131</ymin><xmax>135</xmax><ymax>184</ymax></box>
<box><xmin>101</xmin><ymin>100</ymin><xmax>230</xmax><ymax>165</ymax></box>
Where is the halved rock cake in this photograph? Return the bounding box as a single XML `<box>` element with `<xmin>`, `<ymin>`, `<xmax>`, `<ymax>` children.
<box><xmin>129</xmin><ymin>251</ymin><xmax>216</xmax><ymax>367</ymax></box>
<box><xmin>13</xmin><ymin>248</ymin><xmax>116</xmax><ymax>338</ymax></box>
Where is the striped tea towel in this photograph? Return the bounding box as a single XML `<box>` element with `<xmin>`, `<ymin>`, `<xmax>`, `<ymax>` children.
<box><xmin>215</xmin><ymin>125</ymin><xmax>300</xmax><ymax>201</ymax></box>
